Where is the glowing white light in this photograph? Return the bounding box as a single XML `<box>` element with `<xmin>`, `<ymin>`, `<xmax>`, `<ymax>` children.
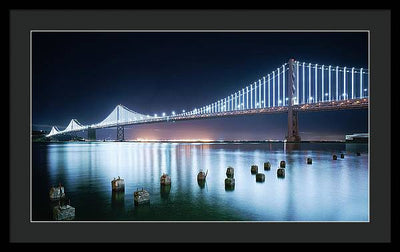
<box><xmin>309</xmin><ymin>97</ymin><xmax>313</xmax><ymax>101</ymax></box>
<box><xmin>162</xmin><ymin>112</ymin><xmax>166</xmax><ymax>117</ymax></box>
<box><xmin>172</xmin><ymin>111</ymin><xmax>175</xmax><ymax>115</ymax></box>
<box><xmin>325</xmin><ymin>93</ymin><xmax>329</xmax><ymax>96</ymax></box>
<box><xmin>182</xmin><ymin>110</ymin><xmax>185</xmax><ymax>113</ymax></box>
<box><xmin>364</xmin><ymin>89</ymin><xmax>367</xmax><ymax>91</ymax></box>
<box><xmin>154</xmin><ymin>114</ymin><xmax>157</xmax><ymax>117</ymax></box>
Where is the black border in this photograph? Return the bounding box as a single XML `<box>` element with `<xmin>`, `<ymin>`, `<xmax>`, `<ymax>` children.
<box><xmin>10</xmin><ymin>10</ymin><xmax>391</xmax><ymax>243</ymax></box>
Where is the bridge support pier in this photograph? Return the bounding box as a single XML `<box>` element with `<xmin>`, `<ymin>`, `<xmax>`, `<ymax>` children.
<box><xmin>117</xmin><ymin>126</ymin><xmax>124</xmax><ymax>141</ymax></box>
<box><xmin>286</xmin><ymin>58</ymin><xmax>301</xmax><ymax>142</ymax></box>
<box><xmin>88</xmin><ymin>128</ymin><xmax>96</xmax><ymax>141</ymax></box>
<box><xmin>287</xmin><ymin>109</ymin><xmax>301</xmax><ymax>142</ymax></box>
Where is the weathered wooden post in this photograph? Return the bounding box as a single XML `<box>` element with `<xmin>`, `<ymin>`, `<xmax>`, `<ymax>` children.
<box><xmin>111</xmin><ymin>176</ymin><xmax>125</xmax><ymax>191</ymax></box>
<box><xmin>53</xmin><ymin>199</ymin><xmax>75</xmax><ymax>221</ymax></box>
<box><xmin>280</xmin><ymin>160</ymin><xmax>286</xmax><ymax>168</ymax></box>
<box><xmin>197</xmin><ymin>170</ymin><xmax>208</xmax><ymax>181</ymax></box>
<box><xmin>277</xmin><ymin>168</ymin><xmax>285</xmax><ymax>178</ymax></box>
<box><xmin>251</xmin><ymin>165</ymin><xmax>258</xmax><ymax>174</ymax></box>
<box><xmin>225</xmin><ymin>167</ymin><xmax>235</xmax><ymax>190</ymax></box>
<box><xmin>226</xmin><ymin>167</ymin><xmax>234</xmax><ymax>178</ymax></box>
<box><xmin>307</xmin><ymin>157</ymin><xmax>312</xmax><ymax>164</ymax></box>
<box><xmin>264</xmin><ymin>162</ymin><xmax>271</xmax><ymax>170</ymax></box>
<box><xmin>49</xmin><ymin>183</ymin><xmax>66</xmax><ymax>201</ymax></box>
<box><xmin>256</xmin><ymin>173</ymin><xmax>265</xmax><ymax>182</ymax></box>
<box><xmin>160</xmin><ymin>173</ymin><xmax>171</xmax><ymax>186</ymax></box>
<box><xmin>134</xmin><ymin>188</ymin><xmax>150</xmax><ymax>205</ymax></box>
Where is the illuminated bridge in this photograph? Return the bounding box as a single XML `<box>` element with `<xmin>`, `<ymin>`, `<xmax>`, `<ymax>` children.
<box><xmin>46</xmin><ymin>59</ymin><xmax>369</xmax><ymax>142</ymax></box>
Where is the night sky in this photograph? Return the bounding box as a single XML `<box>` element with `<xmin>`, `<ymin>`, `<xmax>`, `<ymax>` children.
<box><xmin>32</xmin><ymin>32</ymin><xmax>368</xmax><ymax>141</ymax></box>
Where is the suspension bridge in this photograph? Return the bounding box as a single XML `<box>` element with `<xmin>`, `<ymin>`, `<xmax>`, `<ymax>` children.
<box><xmin>46</xmin><ymin>58</ymin><xmax>369</xmax><ymax>142</ymax></box>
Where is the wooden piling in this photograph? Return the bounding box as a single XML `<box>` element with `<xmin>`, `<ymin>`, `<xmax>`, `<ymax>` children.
<box><xmin>226</xmin><ymin>167</ymin><xmax>234</xmax><ymax>178</ymax></box>
<box><xmin>277</xmin><ymin>168</ymin><xmax>285</xmax><ymax>178</ymax></box>
<box><xmin>251</xmin><ymin>165</ymin><xmax>258</xmax><ymax>174</ymax></box>
<box><xmin>256</xmin><ymin>173</ymin><xmax>265</xmax><ymax>182</ymax></box>
<box><xmin>160</xmin><ymin>173</ymin><xmax>171</xmax><ymax>186</ymax></box>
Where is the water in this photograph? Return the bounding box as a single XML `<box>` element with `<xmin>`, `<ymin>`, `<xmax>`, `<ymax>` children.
<box><xmin>32</xmin><ymin>142</ymin><xmax>368</xmax><ymax>221</ymax></box>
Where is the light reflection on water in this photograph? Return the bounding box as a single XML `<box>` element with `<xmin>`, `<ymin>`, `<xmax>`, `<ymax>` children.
<box><xmin>32</xmin><ymin>142</ymin><xmax>368</xmax><ymax>221</ymax></box>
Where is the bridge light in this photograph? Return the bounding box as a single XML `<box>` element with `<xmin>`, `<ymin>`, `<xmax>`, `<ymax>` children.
<box><xmin>172</xmin><ymin>111</ymin><xmax>175</xmax><ymax>116</ymax></box>
<box><xmin>363</xmin><ymin>89</ymin><xmax>367</xmax><ymax>91</ymax></box>
<box><xmin>182</xmin><ymin>109</ymin><xmax>185</xmax><ymax>113</ymax></box>
<box><xmin>325</xmin><ymin>93</ymin><xmax>329</xmax><ymax>96</ymax></box>
<box><xmin>154</xmin><ymin>114</ymin><xmax>157</xmax><ymax>117</ymax></box>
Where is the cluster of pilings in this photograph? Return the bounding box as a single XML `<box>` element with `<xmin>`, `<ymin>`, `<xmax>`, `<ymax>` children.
<box><xmin>331</xmin><ymin>152</ymin><xmax>361</xmax><ymax>160</ymax></box>
<box><xmin>109</xmin><ymin>173</ymin><xmax>173</xmax><ymax>206</ymax></box>
<box><xmin>110</xmin><ymin>176</ymin><xmax>151</xmax><ymax>205</ymax></box>
<box><xmin>47</xmin><ymin>151</ymin><xmax>363</xmax><ymax>220</ymax></box>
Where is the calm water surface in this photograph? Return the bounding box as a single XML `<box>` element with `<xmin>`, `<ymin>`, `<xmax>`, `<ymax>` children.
<box><xmin>32</xmin><ymin>142</ymin><xmax>368</xmax><ymax>221</ymax></box>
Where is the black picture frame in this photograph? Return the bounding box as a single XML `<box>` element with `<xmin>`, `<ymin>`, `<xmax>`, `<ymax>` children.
<box><xmin>9</xmin><ymin>9</ymin><xmax>391</xmax><ymax>243</ymax></box>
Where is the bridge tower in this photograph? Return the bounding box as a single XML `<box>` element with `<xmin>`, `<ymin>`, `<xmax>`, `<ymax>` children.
<box><xmin>286</xmin><ymin>58</ymin><xmax>301</xmax><ymax>142</ymax></box>
<box><xmin>116</xmin><ymin>105</ymin><xmax>125</xmax><ymax>141</ymax></box>
<box><xmin>88</xmin><ymin>127</ymin><xmax>96</xmax><ymax>141</ymax></box>
<box><xmin>117</xmin><ymin>126</ymin><xmax>124</xmax><ymax>141</ymax></box>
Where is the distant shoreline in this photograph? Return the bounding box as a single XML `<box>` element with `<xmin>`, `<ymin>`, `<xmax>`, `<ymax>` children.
<box><xmin>34</xmin><ymin>140</ymin><xmax>369</xmax><ymax>144</ymax></box>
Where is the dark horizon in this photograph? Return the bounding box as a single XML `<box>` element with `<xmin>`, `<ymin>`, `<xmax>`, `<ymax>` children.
<box><xmin>32</xmin><ymin>32</ymin><xmax>368</xmax><ymax>141</ymax></box>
